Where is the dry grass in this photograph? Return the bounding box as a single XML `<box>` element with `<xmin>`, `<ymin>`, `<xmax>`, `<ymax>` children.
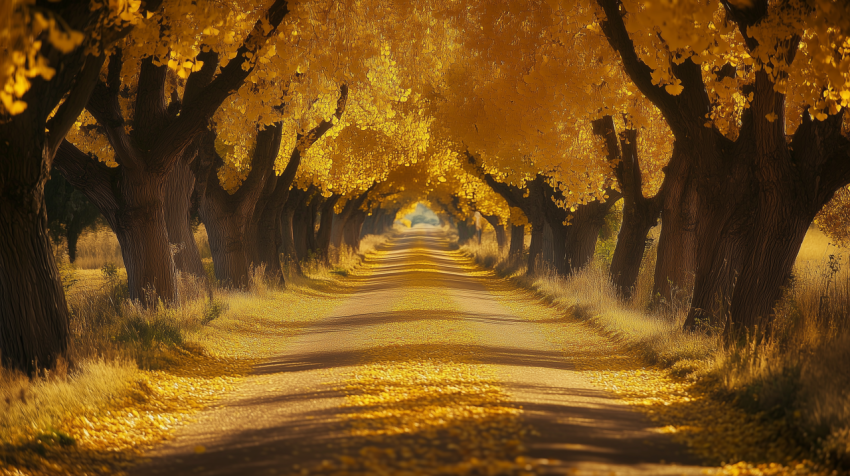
<box><xmin>462</xmin><ymin>227</ymin><xmax>850</xmax><ymax>469</ymax></box>
<box><xmin>72</xmin><ymin>227</ymin><xmax>124</xmax><ymax>269</ymax></box>
<box><xmin>301</xmin><ymin>232</ymin><xmax>393</xmax><ymax>280</ymax></box>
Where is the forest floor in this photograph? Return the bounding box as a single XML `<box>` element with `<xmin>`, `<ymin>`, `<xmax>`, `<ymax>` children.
<box><xmin>4</xmin><ymin>227</ymin><xmax>828</xmax><ymax>476</ymax></box>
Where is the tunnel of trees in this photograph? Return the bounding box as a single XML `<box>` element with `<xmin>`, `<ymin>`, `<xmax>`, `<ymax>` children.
<box><xmin>1</xmin><ymin>0</ymin><xmax>849</xmax><ymax>377</ymax></box>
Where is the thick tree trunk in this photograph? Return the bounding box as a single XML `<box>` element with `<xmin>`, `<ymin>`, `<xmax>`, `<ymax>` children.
<box><xmin>108</xmin><ymin>170</ymin><xmax>180</xmax><ymax>303</ymax></box>
<box><xmin>292</xmin><ymin>205</ymin><xmax>310</xmax><ymax>261</ymax></box>
<box><xmin>567</xmin><ymin>202</ymin><xmax>613</xmax><ymax>273</ymax></box>
<box><xmin>195</xmin><ymin>125</ymin><xmax>279</xmax><ymax>288</ymax></box>
<box><xmin>304</xmin><ymin>193</ymin><xmax>321</xmax><ymax>256</ymax></box>
<box><xmin>343</xmin><ymin>210</ymin><xmax>367</xmax><ymax>250</ymax></box>
<box><xmin>200</xmin><ymin>196</ymin><xmax>249</xmax><ymax>288</ymax></box>
<box><xmin>540</xmin><ymin>180</ymin><xmax>619</xmax><ymax>277</ymax></box>
<box><xmin>608</xmin><ymin>135</ymin><xmax>664</xmax><ymax>298</ymax></box>
<box><xmin>0</xmin><ymin>37</ymin><xmax>107</xmax><ymax>373</ymax></box>
<box><xmin>55</xmin><ymin>142</ymin><xmax>180</xmax><ymax>303</ymax></box>
<box><xmin>316</xmin><ymin>195</ymin><xmax>341</xmax><ymax>264</ymax></box>
<box><xmin>280</xmin><ymin>187</ymin><xmax>310</xmax><ymax>276</ymax></box>
<box><xmin>610</xmin><ymin>203</ymin><xmax>659</xmax><ymax>298</ymax></box>
<box><xmin>164</xmin><ymin>154</ymin><xmax>206</xmax><ymax>279</ymax></box>
<box><xmin>481</xmin><ymin>214</ymin><xmax>507</xmax><ymax>250</ymax></box>
<box><xmin>250</xmin><ymin>185</ymin><xmax>287</xmax><ymax>281</ymax></box>
<box><xmin>542</xmin><ymin>222</ymin><xmax>555</xmax><ymax>265</ymax></box>
<box><xmin>508</xmin><ymin>224</ymin><xmax>525</xmax><ymax>258</ymax></box>
<box><xmin>0</xmin><ymin>171</ymin><xmax>70</xmax><ymax>374</ymax></box>
<box><xmin>527</xmin><ymin>215</ymin><xmax>545</xmax><ymax>275</ymax></box>
<box><xmin>653</xmin><ymin>144</ymin><xmax>697</xmax><ymax>304</ymax></box>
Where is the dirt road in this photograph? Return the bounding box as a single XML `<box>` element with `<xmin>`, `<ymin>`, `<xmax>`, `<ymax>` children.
<box><xmin>135</xmin><ymin>227</ymin><xmax>709</xmax><ymax>475</ymax></box>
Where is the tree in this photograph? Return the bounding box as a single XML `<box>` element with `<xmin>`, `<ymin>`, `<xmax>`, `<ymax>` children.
<box><xmin>0</xmin><ymin>0</ymin><xmax>146</xmax><ymax>373</ymax></box>
<box><xmin>595</xmin><ymin>0</ymin><xmax>850</xmax><ymax>336</ymax></box>
<box><xmin>58</xmin><ymin>0</ymin><xmax>292</xmax><ymax>302</ymax></box>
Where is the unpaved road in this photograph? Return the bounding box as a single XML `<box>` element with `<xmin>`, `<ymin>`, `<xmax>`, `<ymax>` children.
<box><xmin>135</xmin><ymin>227</ymin><xmax>710</xmax><ymax>475</ymax></box>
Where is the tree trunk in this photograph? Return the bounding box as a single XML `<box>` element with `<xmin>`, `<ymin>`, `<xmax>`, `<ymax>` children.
<box><xmin>652</xmin><ymin>144</ymin><xmax>697</xmax><ymax>304</ymax></box>
<box><xmin>200</xmin><ymin>194</ymin><xmax>250</xmax><ymax>288</ymax></box>
<box><xmin>610</xmin><ymin>203</ymin><xmax>659</xmax><ymax>298</ymax></box>
<box><xmin>316</xmin><ymin>195</ymin><xmax>341</xmax><ymax>264</ymax></box>
<box><xmin>0</xmin><ymin>33</ymin><xmax>109</xmax><ymax>373</ymax></box>
<box><xmin>567</xmin><ymin>202</ymin><xmax>613</xmax><ymax>273</ymax></box>
<box><xmin>195</xmin><ymin>125</ymin><xmax>279</xmax><ymax>288</ymax></box>
<box><xmin>542</xmin><ymin>222</ymin><xmax>555</xmax><ymax>265</ymax></box>
<box><xmin>280</xmin><ymin>187</ymin><xmax>310</xmax><ymax>276</ymax></box>
<box><xmin>163</xmin><ymin>154</ymin><xmax>206</xmax><ymax>279</ymax></box>
<box><xmin>481</xmin><ymin>214</ymin><xmax>507</xmax><ymax>250</ymax></box>
<box><xmin>330</xmin><ymin>188</ymin><xmax>374</xmax><ymax>250</ymax></box>
<box><xmin>527</xmin><ymin>215</ymin><xmax>545</xmax><ymax>275</ymax></box>
<box><xmin>508</xmin><ymin>224</ymin><xmax>525</xmax><ymax>258</ymax></box>
<box><xmin>0</xmin><ymin>158</ymin><xmax>70</xmax><ymax>374</ymax></box>
<box><xmin>248</xmin><ymin>86</ymin><xmax>349</xmax><ymax>276</ymax></box>
<box><xmin>304</xmin><ymin>193</ymin><xmax>321</xmax><ymax>257</ymax></box>
<box><xmin>343</xmin><ymin>210</ymin><xmax>367</xmax><ymax>250</ymax></box>
<box><xmin>66</xmin><ymin>213</ymin><xmax>88</xmax><ymax>264</ymax></box>
<box><xmin>607</xmin><ymin>127</ymin><xmax>664</xmax><ymax>299</ymax></box>
<box><xmin>105</xmin><ymin>169</ymin><xmax>181</xmax><ymax>303</ymax></box>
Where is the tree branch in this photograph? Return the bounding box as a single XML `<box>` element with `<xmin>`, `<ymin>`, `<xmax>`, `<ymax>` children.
<box><xmin>53</xmin><ymin>140</ymin><xmax>119</xmax><ymax>221</ymax></box>
<box><xmin>182</xmin><ymin>50</ymin><xmax>220</xmax><ymax>108</ymax></box>
<box><xmin>133</xmin><ymin>56</ymin><xmax>169</xmax><ymax>146</ymax></box>
<box><xmin>46</xmin><ymin>54</ymin><xmax>106</xmax><ymax>161</ymax></box>
<box><xmin>86</xmin><ymin>49</ymin><xmax>144</xmax><ymax>170</ymax></box>
<box><xmin>232</xmin><ymin>122</ymin><xmax>283</xmax><ymax>201</ymax></box>
<box><xmin>300</xmin><ymin>84</ymin><xmax>348</xmax><ymax>149</ymax></box>
<box><xmin>148</xmin><ymin>0</ymin><xmax>291</xmax><ymax>174</ymax></box>
<box><xmin>595</xmin><ymin>0</ymin><xmax>676</xmax><ymax>116</ymax></box>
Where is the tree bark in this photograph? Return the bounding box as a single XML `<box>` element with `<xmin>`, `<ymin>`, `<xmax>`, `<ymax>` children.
<box><xmin>292</xmin><ymin>186</ymin><xmax>319</xmax><ymax>260</ymax></box>
<box><xmin>652</xmin><ymin>143</ymin><xmax>697</xmax><ymax>304</ymax></box>
<box><xmin>538</xmin><ymin>178</ymin><xmax>620</xmax><ymax>276</ymax></box>
<box><xmin>330</xmin><ymin>187</ymin><xmax>376</xmax><ymax>250</ymax></box>
<box><xmin>343</xmin><ymin>210</ymin><xmax>368</xmax><ymax>250</ymax></box>
<box><xmin>481</xmin><ymin>214</ymin><xmax>507</xmax><ymax>250</ymax></box>
<box><xmin>508</xmin><ymin>224</ymin><xmax>525</xmax><ymax>259</ymax></box>
<box><xmin>164</xmin><ymin>153</ymin><xmax>206</xmax><ymax>279</ymax></box>
<box><xmin>194</xmin><ymin>123</ymin><xmax>280</xmax><ymax>288</ymax></box>
<box><xmin>0</xmin><ymin>142</ymin><xmax>70</xmax><ymax>373</ymax></box>
<box><xmin>55</xmin><ymin>142</ymin><xmax>180</xmax><ymax>302</ymax></box>
<box><xmin>316</xmin><ymin>194</ymin><xmax>341</xmax><ymax>264</ymax></box>
<box><xmin>590</xmin><ymin>117</ymin><xmax>667</xmax><ymax>298</ymax></box>
<box><xmin>280</xmin><ymin>187</ymin><xmax>311</xmax><ymax>276</ymax></box>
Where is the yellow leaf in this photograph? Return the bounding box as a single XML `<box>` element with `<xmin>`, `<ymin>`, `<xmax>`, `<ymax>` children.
<box><xmin>194</xmin><ymin>445</ymin><xmax>206</xmax><ymax>454</ymax></box>
<box><xmin>665</xmin><ymin>83</ymin><xmax>684</xmax><ymax>95</ymax></box>
<box><xmin>765</xmin><ymin>113</ymin><xmax>778</xmax><ymax>123</ymax></box>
